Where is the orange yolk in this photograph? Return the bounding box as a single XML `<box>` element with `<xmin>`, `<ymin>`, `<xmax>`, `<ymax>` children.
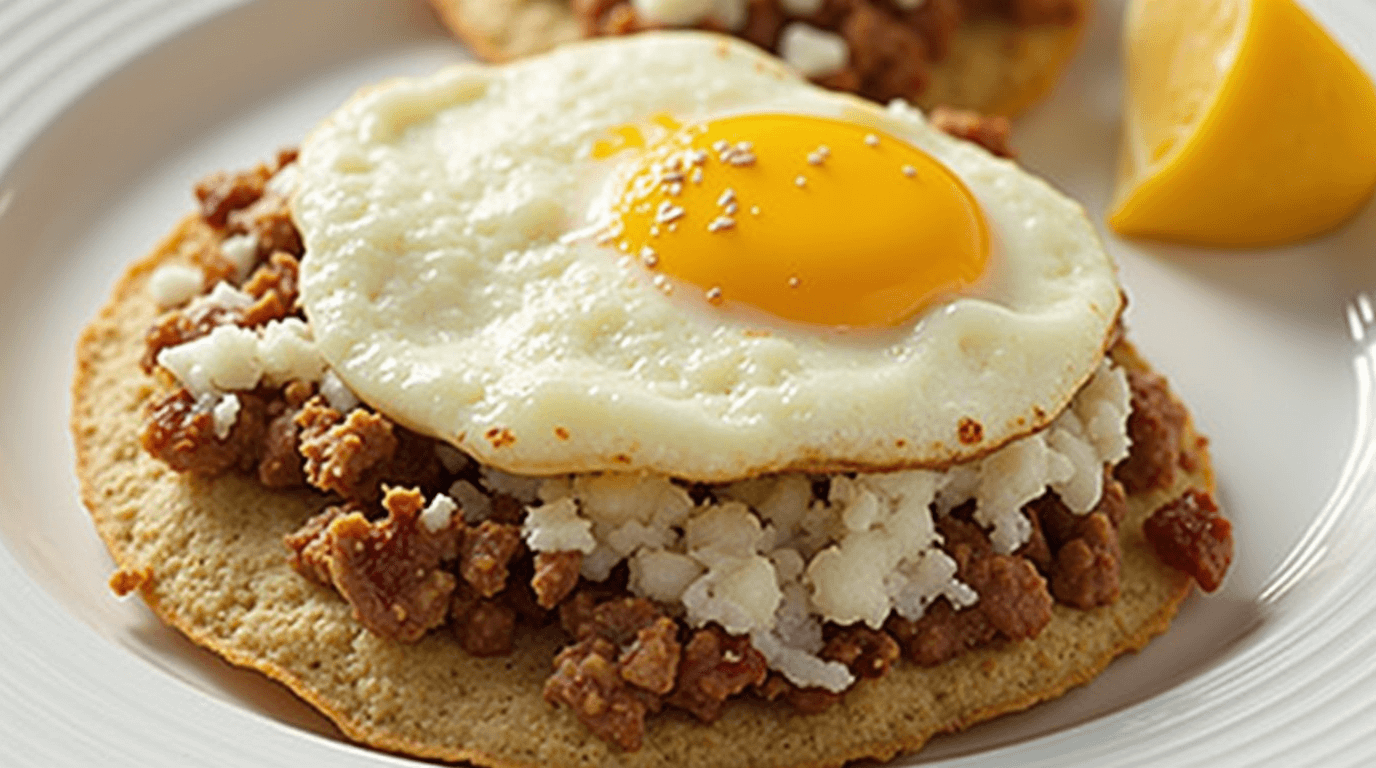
<box><xmin>601</xmin><ymin>114</ymin><xmax>990</xmax><ymax>329</ymax></box>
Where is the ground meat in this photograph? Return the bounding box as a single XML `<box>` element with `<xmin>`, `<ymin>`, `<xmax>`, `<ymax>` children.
<box><xmin>194</xmin><ymin>164</ymin><xmax>270</xmax><ymax>228</ymax></box>
<box><xmin>829</xmin><ymin>3</ymin><xmax>931</xmax><ymax>103</ymax></box>
<box><xmin>239</xmin><ymin>251</ymin><xmax>300</xmax><ymax>328</ymax></box>
<box><xmin>499</xmin><ymin>551</ymin><xmax>553</xmax><ymax>624</ymax></box>
<box><xmin>141</xmin><ymin>304</ymin><xmax>238</xmax><ymax>373</ymax></box>
<box><xmin>544</xmin><ymin>595</ymin><xmax>684</xmax><ymax>748</ymax></box>
<box><xmin>939</xmin><ymin>516</ymin><xmax>1054</xmax><ymax>641</ymax></box>
<box><xmin>1015</xmin><ymin>502</ymin><xmax>1053</xmax><ymax>573</ymax></box>
<box><xmin>888</xmin><ymin>516</ymin><xmax>1052</xmax><ymax>665</ymax></box>
<box><xmin>666</xmin><ymin>626</ymin><xmax>768</xmax><ymax>722</ymax></box>
<box><xmin>532</xmin><ymin>551</ymin><xmax>583</xmax><ymax>609</ymax></box>
<box><xmin>1144</xmin><ymin>489</ymin><xmax>1233</xmax><ymax>592</ymax></box>
<box><xmin>759</xmin><ymin>620</ymin><xmax>904</xmax><ymax>715</ymax></box>
<box><xmin>596</xmin><ymin>597</ymin><xmax>665</xmax><ymax>643</ymax></box>
<box><xmin>963</xmin><ymin>549</ymin><xmax>1053</xmax><ymax>639</ymax></box>
<box><xmin>282</xmin><ymin>380</ymin><xmax>315</xmax><ymax>408</ymax></box>
<box><xmin>570</xmin><ymin>0</ymin><xmax>631</xmax><ymax>35</ymax></box>
<box><xmin>1116</xmin><ymin>368</ymin><xmax>1188</xmax><ymax>493</ymax></box>
<box><xmin>322</xmin><ymin>487</ymin><xmax>462</xmax><ymax>642</ymax></box>
<box><xmin>383</xmin><ymin>428</ymin><xmax>446</xmax><ymax>498</ymax></box>
<box><xmin>143</xmin><ymin>251</ymin><xmax>301</xmax><ymax>370</ymax></box>
<box><xmin>140</xmin><ymin>388</ymin><xmax>267</xmax><ymax>476</ymax></box>
<box><xmin>887</xmin><ymin>599</ymin><xmax>999</xmax><ymax>666</ymax></box>
<box><xmin>295</xmin><ymin>397</ymin><xmax>398</xmax><ymax>501</ymax></box>
<box><xmin>486</xmin><ymin>493</ymin><xmax>526</xmax><ymax>524</ymax></box>
<box><xmin>619</xmin><ymin>617</ymin><xmax>682</xmax><ymax>695</ymax></box>
<box><xmin>736</xmin><ymin>0</ymin><xmax>787</xmax><ymax>48</ymax></box>
<box><xmin>257</xmin><ymin>404</ymin><xmax>305</xmax><ymax>488</ymax></box>
<box><xmin>560</xmin><ymin>592</ymin><xmax>671</xmax><ymax>658</ymax></box>
<box><xmin>227</xmin><ymin>190</ymin><xmax>303</xmax><ymax>258</ymax></box>
<box><xmin>1095</xmin><ymin>468</ymin><xmax>1129</xmax><ymax>527</ymax></box>
<box><xmin>572</xmin><ymin>0</ymin><xmax>1072</xmax><ymax>110</ymax></box>
<box><xmin>1023</xmin><ymin>473</ymin><xmax>1126</xmax><ymax>608</ymax></box>
<box><xmin>559</xmin><ymin>591</ymin><xmax>600</xmax><ymax>640</ymax></box>
<box><xmin>243</xmin><ymin>250</ymin><xmax>298</xmax><ymax>302</ymax></box>
<box><xmin>108</xmin><ymin>567</ymin><xmax>154</xmax><ymax>597</ymax></box>
<box><xmin>545</xmin><ymin>637</ymin><xmax>655</xmax><ymax>752</ymax></box>
<box><xmin>451</xmin><ymin>586</ymin><xmax>518</xmax><ymax>656</ymax></box>
<box><xmin>821</xmin><ymin>625</ymin><xmax>900</xmax><ymax>679</ymax></box>
<box><xmin>284</xmin><ymin>504</ymin><xmax>350</xmax><ymax>586</ymax></box>
<box><xmin>459</xmin><ymin>521</ymin><xmax>523</xmax><ymax>598</ymax></box>
<box><xmin>1049</xmin><ymin>512</ymin><xmax>1120</xmax><ymax>608</ymax></box>
<box><xmin>929</xmin><ymin>106</ymin><xmax>1015</xmax><ymax>158</ymax></box>
<box><xmin>890</xmin><ymin>0</ymin><xmax>962</xmax><ymax>61</ymax></box>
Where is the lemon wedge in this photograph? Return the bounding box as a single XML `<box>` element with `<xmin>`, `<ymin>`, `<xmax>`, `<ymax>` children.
<box><xmin>1110</xmin><ymin>0</ymin><xmax>1376</xmax><ymax>247</ymax></box>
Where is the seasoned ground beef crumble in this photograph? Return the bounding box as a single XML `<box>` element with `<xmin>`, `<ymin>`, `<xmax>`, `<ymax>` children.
<box><xmin>138</xmin><ymin>150</ymin><xmax>1232</xmax><ymax>752</ymax></box>
<box><xmin>572</xmin><ymin>0</ymin><xmax>1082</xmax><ymax>111</ymax></box>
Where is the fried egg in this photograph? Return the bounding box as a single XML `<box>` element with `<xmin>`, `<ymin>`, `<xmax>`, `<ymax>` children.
<box><xmin>293</xmin><ymin>32</ymin><xmax>1120</xmax><ymax>482</ymax></box>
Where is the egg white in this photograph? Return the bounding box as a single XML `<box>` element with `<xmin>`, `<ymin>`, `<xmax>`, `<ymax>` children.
<box><xmin>292</xmin><ymin>32</ymin><xmax>1121</xmax><ymax>482</ymax></box>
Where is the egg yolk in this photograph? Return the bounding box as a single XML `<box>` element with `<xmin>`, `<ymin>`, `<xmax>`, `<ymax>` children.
<box><xmin>601</xmin><ymin>114</ymin><xmax>990</xmax><ymax>328</ymax></box>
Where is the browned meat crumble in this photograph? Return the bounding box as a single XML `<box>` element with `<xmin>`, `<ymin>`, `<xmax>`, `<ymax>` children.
<box><xmin>571</xmin><ymin>0</ymin><xmax>1082</xmax><ymax>111</ymax></box>
<box><xmin>1144</xmin><ymin>489</ymin><xmax>1233</xmax><ymax>593</ymax></box>
<box><xmin>1116</xmin><ymin>367</ymin><xmax>1189</xmax><ymax>493</ymax></box>
<box><xmin>133</xmin><ymin>153</ymin><xmax>1233</xmax><ymax>753</ymax></box>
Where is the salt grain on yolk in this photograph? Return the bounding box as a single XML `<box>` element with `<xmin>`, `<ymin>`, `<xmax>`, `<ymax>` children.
<box><xmin>605</xmin><ymin>114</ymin><xmax>990</xmax><ymax>328</ymax></box>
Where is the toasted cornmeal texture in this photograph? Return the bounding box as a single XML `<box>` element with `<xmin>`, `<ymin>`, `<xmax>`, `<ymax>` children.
<box><xmin>74</xmin><ymin>214</ymin><xmax>1205</xmax><ymax>768</ymax></box>
<box><xmin>426</xmin><ymin>0</ymin><xmax>1090</xmax><ymax>117</ymax></box>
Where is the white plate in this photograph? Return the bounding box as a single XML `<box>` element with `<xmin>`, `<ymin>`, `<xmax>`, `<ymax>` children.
<box><xmin>2</xmin><ymin>0</ymin><xmax>1374</xmax><ymax>765</ymax></box>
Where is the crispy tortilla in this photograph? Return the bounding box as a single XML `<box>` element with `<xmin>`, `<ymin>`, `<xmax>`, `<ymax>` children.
<box><xmin>73</xmin><ymin>212</ymin><xmax>1206</xmax><ymax>767</ymax></box>
<box><xmin>426</xmin><ymin>0</ymin><xmax>1091</xmax><ymax>117</ymax></box>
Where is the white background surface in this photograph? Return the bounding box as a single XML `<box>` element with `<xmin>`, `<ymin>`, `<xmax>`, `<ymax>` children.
<box><xmin>1</xmin><ymin>0</ymin><xmax>1374</xmax><ymax>765</ymax></box>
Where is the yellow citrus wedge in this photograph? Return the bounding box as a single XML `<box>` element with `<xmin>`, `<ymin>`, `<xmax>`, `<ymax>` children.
<box><xmin>1110</xmin><ymin>0</ymin><xmax>1376</xmax><ymax>247</ymax></box>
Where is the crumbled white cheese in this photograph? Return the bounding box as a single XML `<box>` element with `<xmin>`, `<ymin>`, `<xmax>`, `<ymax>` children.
<box><xmin>1073</xmin><ymin>359</ymin><xmax>1132</xmax><ymax>464</ymax></box>
<box><xmin>752</xmin><ymin>629</ymin><xmax>853</xmax><ymax>693</ymax></box>
<box><xmin>778</xmin><ymin>22</ymin><xmax>849</xmax><ymax>78</ymax></box>
<box><xmin>1047</xmin><ymin>424</ymin><xmax>1100</xmax><ymax>513</ymax></box>
<box><xmin>500</xmin><ymin>361</ymin><xmax>1132</xmax><ymax>690</ymax></box>
<box><xmin>581</xmin><ymin>544</ymin><xmax>622</xmax><ymax>582</ymax></box>
<box><xmin>629</xmin><ymin>549</ymin><xmax>703</xmax><ymax>603</ymax></box>
<box><xmin>265</xmin><ymin>164</ymin><xmax>300</xmax><ymax>199</ymax></box>
<box><xmin>319</xmin><ymin>369</ymin><xmax>360</xmax><ymax>412</ymax></box>
<box><xmin>219</xmin><ymin>234</ymin><xmax>259</xmax><ymax>280</ymax></box>
<box><xmin>576</xmin><ymin>473</ymin><xmax>693</xmax><ymax>529</ymax></box>
<box><xmin>196</xmin><ymin>281</ymin><xmax>255</xmax><ymax>314</ymax></box>
<box><xmin>158</xmin><ymin>325</ymin><xmax>263</xmax><ymax>397</ymax></box>
<box><xmin>481</xmin><ymin>466</ymin><xmax>543</xmax><ymax>503</ymax></box>
<box><xmin>681</xmin><ymin>555</ymin><xmax>781</xmax><ymax>635</ymax></box>
<box><xmin>156</xmin><ymin>317</ymin><xmax>326</xmax><ymax>399</ymax></box>
<box><xmin>970</xmin><ymin>432</ymin><xmax>1074</xmax><ymax>553</ymax></box>
<box><xmin>686</xmin><ymin>501</ymin><xmax>765</xmax><ymax>563</ymax></box>
<box><xmin>927</xmin><ymin>360</ymin><xmax>1133</xmax><ymax>552</ymax></box>
<box><xmin>522</xmin><ymin>497</ymin><xmax>596</xmax><ymax>554</ymax></box>
<box><xmin>807</xmin><ymin>530</ymin><xmax>897</xmax><ymax>628</ymax></box>
<box><xmin>258</xmin><ymin>318</ymin><xmax>327</xmax><ymax>386</ymax></box>
<box><xmin>419</xmin><ymin>493</ymin><xmax>458</xmax><ymax>533</ymax></box>
<box><xmin>606</xmin><ymin>519</ymin><xmax>675</xmax><ymax>558</ymax></box>
<box><xmin>148</xmin><ymin>264</ymin><xmax>204</xmax><ymax>308</ymax></box>
<box><xmin>885</xmin><ymin>548</ymin><xmax>977</xmax><ymax>621</ymax></box>
<box><xmin>806</xmin><ymin>470</ymin><xmax>946</xmax><ymax>627</ymax></box>
<box><xmin>632</xmin><ymin>0</ymin><xmax>746</xmax><ymax>28</ymax></box>
<box><xmin>211</xmin><ymin>393</ymin><xmax>240</xmax><ymax>440</ymax></box>
<box><xmin>769</xmin><ymin>548</ymin><xmax>806</xmax><ymax>585</ymax></box>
